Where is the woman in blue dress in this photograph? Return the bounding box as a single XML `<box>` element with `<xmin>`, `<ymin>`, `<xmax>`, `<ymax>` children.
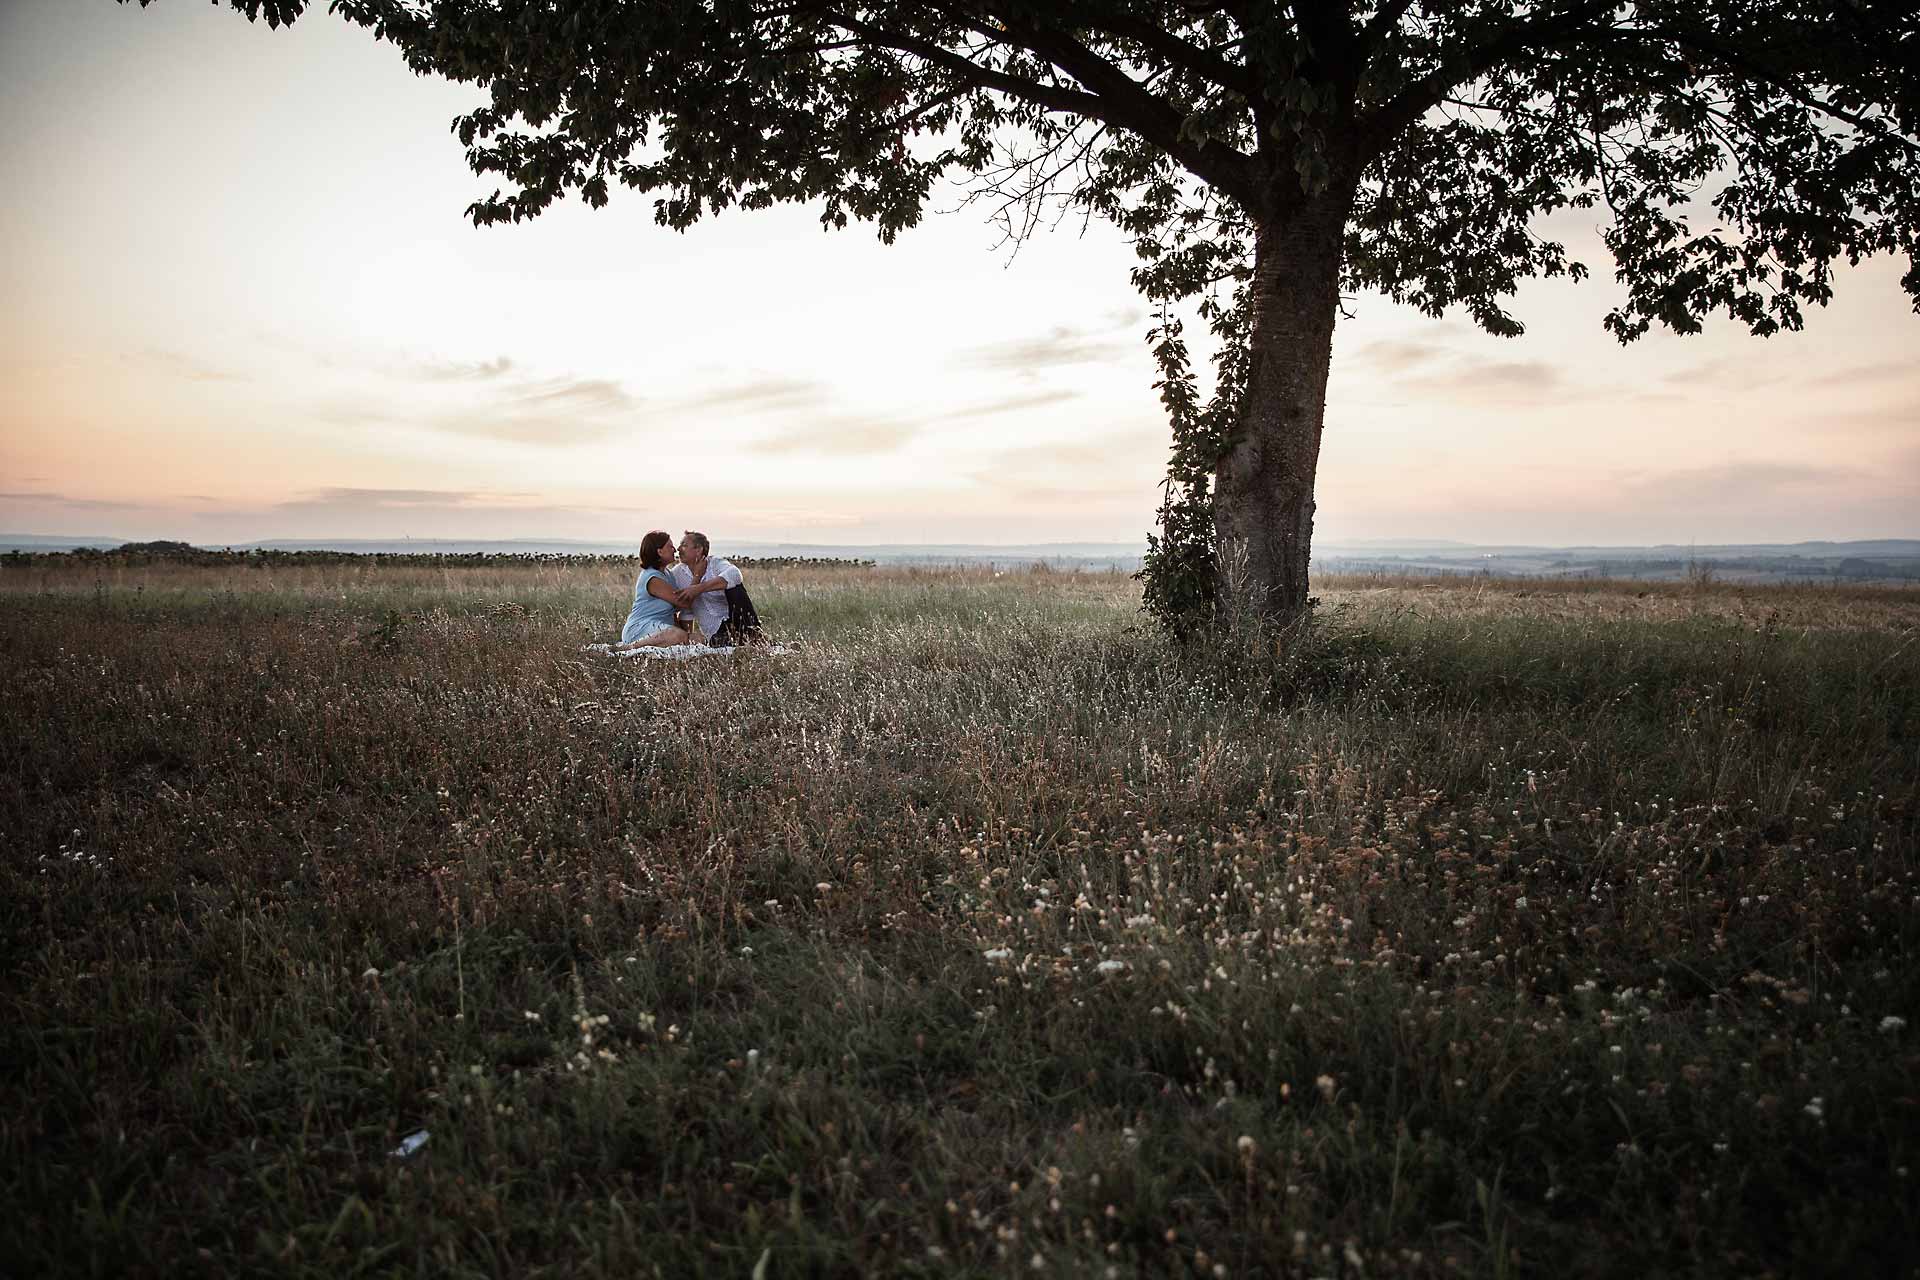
<box><xmin>614</xmin><ymin>530</ymin><xmax>691</xmax><ymax>650</ymax></box>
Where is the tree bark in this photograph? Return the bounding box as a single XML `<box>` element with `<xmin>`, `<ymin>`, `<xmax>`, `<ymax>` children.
<box><xmin>1213</xmin><ymin>185</ymin><xmax>1356</xmax><ymax>623</ymax></box>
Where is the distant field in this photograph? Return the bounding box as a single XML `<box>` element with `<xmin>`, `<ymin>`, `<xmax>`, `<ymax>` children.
<box><xmin>4</xmin><ymin>561</ymin><xmax>1917</xmax><ymax>1276</ymax></box>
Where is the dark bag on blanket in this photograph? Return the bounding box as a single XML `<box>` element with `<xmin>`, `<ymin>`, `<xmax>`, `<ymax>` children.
<box><xmin>710</xmin><ymin>583</ymin><xmax>765</xmax><ymax>646</ymax></box>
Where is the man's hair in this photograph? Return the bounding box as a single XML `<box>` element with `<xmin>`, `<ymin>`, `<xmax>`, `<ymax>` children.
<box><xmin>639</xmin><ymin>530</ymin><xmax>674</xmax><ymax>570</ymax></box>
<box><xmin>681</xmin><ymin>530</ymin><xmax>710</xmax><ymax>555</ymax></box>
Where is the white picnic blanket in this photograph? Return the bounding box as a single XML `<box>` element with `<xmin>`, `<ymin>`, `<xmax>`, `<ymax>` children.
<box><xmin>583</xmin><ymin>642</ymin><xmax>793</xmax><ymax>661</ymax></box>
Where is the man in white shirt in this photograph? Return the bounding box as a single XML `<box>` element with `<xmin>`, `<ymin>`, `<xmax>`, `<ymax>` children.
<box><xmin>670</xmin><ymin>531</ymin><xmax>758</xmax><ymax>646</ymax></box>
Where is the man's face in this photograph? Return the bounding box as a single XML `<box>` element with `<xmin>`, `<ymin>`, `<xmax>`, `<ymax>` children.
<box><xmin>677</xmin><ymin>536</ymin><xmax>704</xmax><ymax>567</ymax></box>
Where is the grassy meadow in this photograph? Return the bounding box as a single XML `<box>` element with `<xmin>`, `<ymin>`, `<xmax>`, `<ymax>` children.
<box><xmin>3</xmin><ymin>557</ymin><xmax>1917</xmax><ymax>1277</ymax></box>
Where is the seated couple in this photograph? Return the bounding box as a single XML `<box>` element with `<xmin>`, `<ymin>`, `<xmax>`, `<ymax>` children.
<box><xmin>615</xmin><ymin>529</ymin><xmax>765</xmax><ymax>651</ymax></box>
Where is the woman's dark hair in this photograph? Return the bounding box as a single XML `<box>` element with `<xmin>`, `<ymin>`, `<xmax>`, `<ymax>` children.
<box><xmin>639</xmin><ymin>530</ymin><xmax>674</xmax><ymax>570</ymax></box>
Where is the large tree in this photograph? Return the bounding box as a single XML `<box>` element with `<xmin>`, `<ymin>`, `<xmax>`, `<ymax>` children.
<box><xmin>154</xmin><ymin>0</ymin><xmax>1920</xmax><ymax>621</ymax></box>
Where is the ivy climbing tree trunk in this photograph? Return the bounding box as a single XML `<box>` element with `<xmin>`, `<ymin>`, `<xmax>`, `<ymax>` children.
<box><xmin>1214</xmin><ymin>180</ymin><xmax>1358</xmax><ymax>624</ymax></box>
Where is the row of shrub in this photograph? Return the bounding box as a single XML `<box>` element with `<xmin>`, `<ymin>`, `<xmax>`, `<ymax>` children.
<box><xmin>0</xmin><ymin>542</ymin><xmax>875</xmax><ymax>570</ymax></box>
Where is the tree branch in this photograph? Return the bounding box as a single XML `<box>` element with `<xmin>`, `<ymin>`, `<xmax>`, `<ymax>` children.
<box><xmin>1358</xmin><ymin>0</ymin><xmax>1621</xmax><ymax>158</ymax></box>
<box><xmin>1626</xmin><ymin>21</ymin><xmax>1920</xmax><ymax>156</ymax></box>
<box><xmin>994</xmin><ymin>13</ymin><xmax>1259</xmax><ymax>207</ymax></box>
<box><xmin>1360</xmin><ymin>0</ymin><xmax>1420</xmax><ymax>53</ymax></box>
<box><xmin>823</xmin><ymin>9</ymin><xmax>1110</xmax><ymax>120</ymax></box>
<box><xmin>1038</xmin><ymin>3</ymin><xmax>1255</xmax><ymax>99</ymax></box>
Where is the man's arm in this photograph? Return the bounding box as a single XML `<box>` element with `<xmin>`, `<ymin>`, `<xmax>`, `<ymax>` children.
<box><xmin>663</xmin><ymin>565</ymin><xmax>698</xmax><ymax>609</ymax></box>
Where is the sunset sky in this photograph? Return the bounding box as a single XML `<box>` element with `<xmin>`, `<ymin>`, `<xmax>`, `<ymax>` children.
<box><xmin>3</xmin><ymin>0</ymin><xmax>1916</xmax><ymax>547</ymax></box>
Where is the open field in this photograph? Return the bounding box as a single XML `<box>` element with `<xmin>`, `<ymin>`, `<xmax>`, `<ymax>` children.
<box><xmin>4</xmin><ymin>561</ymin><xmax>1918</xmax><ymax>1277</ymax></box>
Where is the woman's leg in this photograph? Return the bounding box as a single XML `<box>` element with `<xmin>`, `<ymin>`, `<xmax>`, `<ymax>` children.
<box><xmin>614</xmin><ymin>625</ymin><xmax>689</xmax><ymax>651</ymax></box>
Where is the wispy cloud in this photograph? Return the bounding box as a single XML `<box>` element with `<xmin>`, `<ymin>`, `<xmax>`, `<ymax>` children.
<box><xmin>1805</xmin><ymin>359</ymin><xmax>1920</xmax><ymax>389</ymax></box>
<box><xmin>321</xmin><ymin>352</ymin><xmax>864</xmax><ymax>446</ymax></box>
<box><xmin>731</xmin><ymin>506</ymin><xmax>869</xmax><ymax>530</ymax></box>
<box><xmin>124</xmin><ymin>349</ymin><xmax>248</xmax><ymax>383</ymax></box>
<box><xmin>965</xmin><ymin>428</ymin><xmax>1163</xmax><ymax>506</ymax></box>
<box><xmin>1827</xmin><ymin>397</ymin><xmax>1920</xmax><ymax>433</ymax></box>
<box><xmin>1340</xmin><ymin>331</ymin><xmax>1574</xmax><ymax>403</ymax></box>
<box><xmin>1349</xmin><ymin>338</ymin><xmax>1451</xmax><ymax>374</ymax></box>
<box><xmin>1661</xmin><ymin>357</ymin><xmax>1790</xmax><ymax>390</ymax></box>
<box><xmin>989</xmin><ymin>481</ymin><xmax>1150</xmax><ymax>506</ymax></box>
<box><xmin>960</xmin><ymin>324</ymin><xmax>1134</xmax><ymax>373</ymax></box>
<box><xmin>0</xmin><ymin>489</ymin><xmax>137</xmax><ymax>510</ymax></box>
<box><xmin>407</xmin><ymin>355</ymin><xmax>516</xmax><ymax>382</ymax></box>
<box><xmin>318</xmin><ymin>373</ymin><xmax>646</xmax><ymax>445</ymax></box>
<box><xmin>675</xmin><ymin>376</ymin><xmax>830</xmax><ymax>414</ymax></box>
<box><xmin>928</xmin><ymin>390</ymin><xmax>1080</xmax><ymax>421</ymax></box>
<box><xmin>275</xmin><ymin>487</ymin><xmax>540</xmax><ymax>511</ymax></box>
<box><xmin>984</xmin><ymin>430</ymin><xmax>1163</xmax><ymax>471</ymax></box>
<box><xmin>1614</xmin><ymin>460</ymin><xmax>1866</xmax><ymax>504</ymax></box>
<box><xmin>1399</xmin><ymin>358</ymin><xmax>1565</xmax><ymax>396</ymax></box>
<box><xmin>749</xmin><ymin>416</ymin><xmax>915</xmax><ymax>456</ymax></box>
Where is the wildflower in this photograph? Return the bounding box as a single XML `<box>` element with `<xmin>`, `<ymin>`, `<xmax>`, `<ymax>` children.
<box><xmin>1096</xmin><ymin>960</ymin><xmax>1126</xmax><ymax>975</ymax></box>
<box><xmin>983</xmin><ymin>948</ymin><xmax>1013</xmax><ymax>962</ymax></box>
<box><xmin>1880</xmin><ymin>1015</ymin><xmax>1907</xmax><ymax>1034</ymax></box>
<box><xmin>1804</xmin><ymin>1097</ymin><xmax>1825</xmax><ymax>1120</ymax></box>
<box><xmin>1315</xmin><ymin>1074</ymin><xmax>1336</xmax><ymax>1102</ymax></box>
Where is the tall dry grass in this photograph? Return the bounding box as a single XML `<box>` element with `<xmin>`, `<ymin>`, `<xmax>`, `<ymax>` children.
<box><xmin>3</xmin><ymin>561</ymin><xmax>1916</xmax><ymax>1277</ymax></box>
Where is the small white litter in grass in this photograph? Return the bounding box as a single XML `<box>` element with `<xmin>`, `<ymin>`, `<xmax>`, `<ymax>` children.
<box><xmin>390</xmin><ymin>1130</ymin><xmax>429</xmax><ymax>1159</ymax></box>
<box><xmin>583</xmin><ymin>642</ymin><xmax>794</xmax><ymax>661</ymax></box>
<box><xmin>983</xmin><ymin>948</ymin><xmax>1013</xmax><ymax>963</ymax></box>
<box><xmin>1881</xmin><ymin>1015</ymin><xmax>1907</xmax><ymax>1033</ymax></box>
<box><xmin>1095</xmin><ymin>960</ymin><xmax>1126</xmax><ymax>975</ymax></box>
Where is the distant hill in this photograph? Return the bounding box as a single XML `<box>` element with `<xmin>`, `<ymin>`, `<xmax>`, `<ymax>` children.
<box><xmin>0</xmin><ymin>533</ymin><xmax>128</xmax><ymax>551</ymax></box>
<box><xmin>1311</xmin><ymin>539</ymin><xmax>1920</xmax><ymax>585</ymax></box>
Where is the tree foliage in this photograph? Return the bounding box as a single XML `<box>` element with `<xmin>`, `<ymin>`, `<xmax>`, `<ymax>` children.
<box><xmin>173</xmin><ymin>0</ymin><xmax>1920</xmax><ymax>627</ymax></box>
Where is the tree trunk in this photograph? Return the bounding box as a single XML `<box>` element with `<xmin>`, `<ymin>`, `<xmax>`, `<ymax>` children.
<box><xmin>1213</xmin><ymin>188</ymin><xmax>1355</xmax><ymax>623</ymax></box>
